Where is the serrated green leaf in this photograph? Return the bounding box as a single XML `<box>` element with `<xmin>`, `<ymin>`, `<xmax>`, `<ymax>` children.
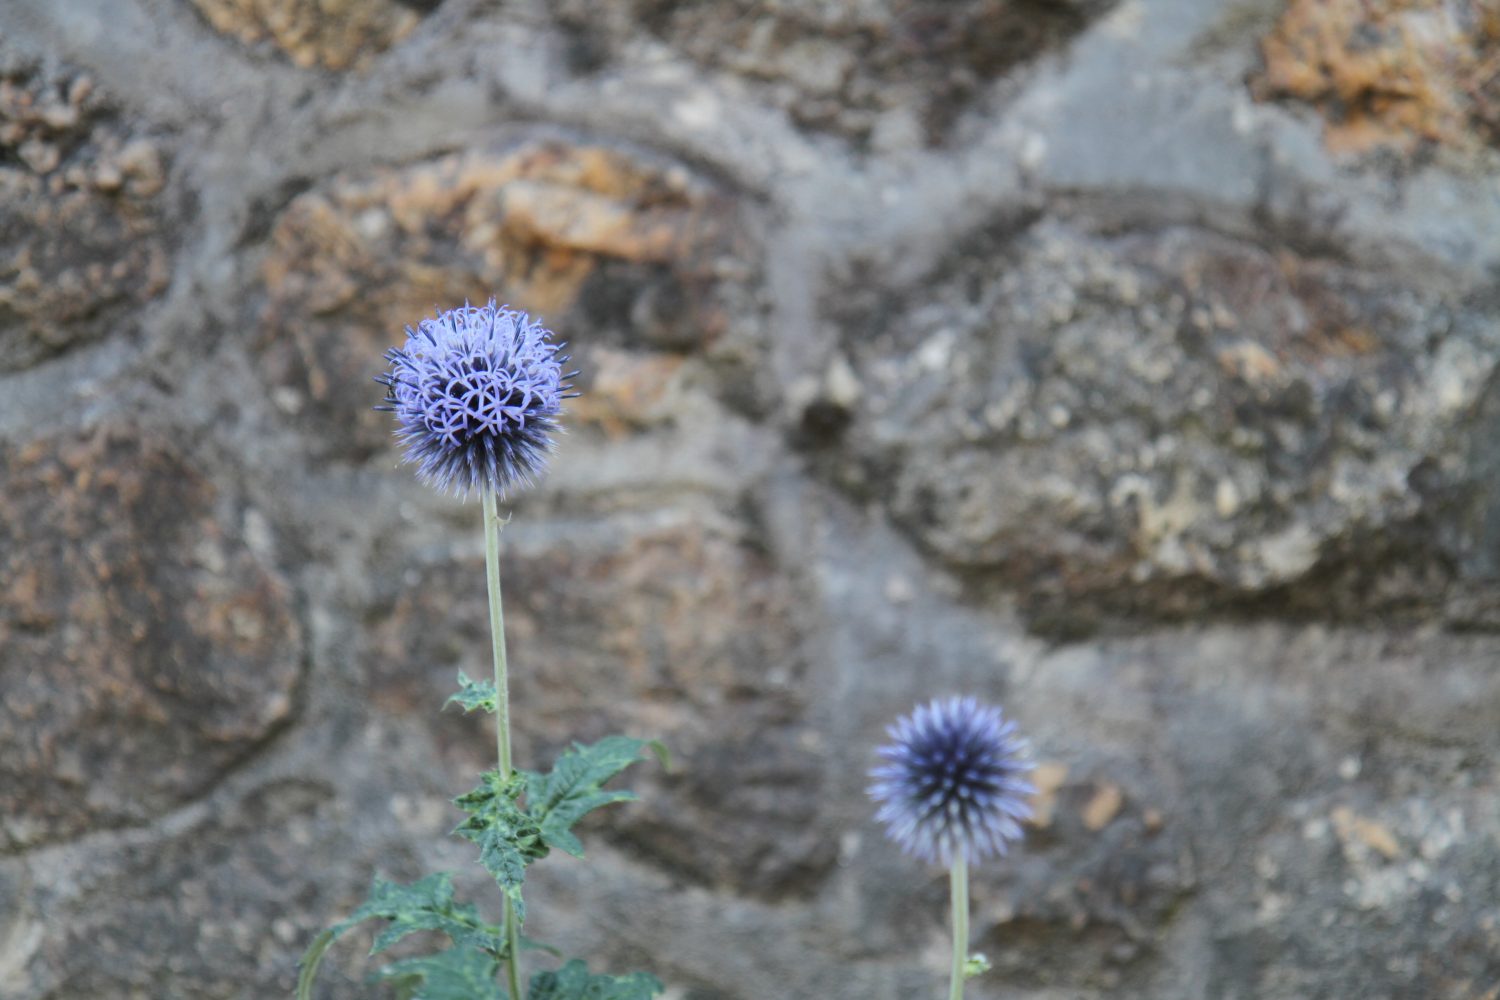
<box><xmin>377</xmin><ymin>944</ymin><xmax>505</xmax><ymax>1000</ymax></box>
<box><xmin>454</xmin><ymin>771</ymin><xmax>548</xmax><ymax>923</ymax></box>
<box><xmin>337</xmin><ymin>872</ymin><xmax>501</xmax><ymax>957</ymax></box>
<box><xmin>521</xmin><ymin>736</ymin><xmax>659</xmax><ymax>858</ymax></box>
<box><xmin>519</xmin><ymin>935</ymin><xmax>564</xmax><ymax>957</ymax></box>
<box><xmin>446</xmin><ymin>670</ymin><xmax>498</xmax><ymax>714</ymax></box>
<box><xmin>527</xmin><ymin>959</ymin><xmax>664</xmax><ymax>1000</ymax></box>
<box><xmin>296</xmin><ymin>874</ymin><xmax>502</xmax><ymax>1000</ymax></box>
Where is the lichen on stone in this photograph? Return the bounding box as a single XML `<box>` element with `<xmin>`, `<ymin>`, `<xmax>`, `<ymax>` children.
<box><xmin>1253</xmin><ymin>0</ymin><xmax>1500</xmax><ymax>155</ymax></box>
<box><xmin>0</xmin><ymin>57</ymin><xmax>171</xmax><ymax>371</ymax></box>
<box><xmin>186</xmin><ymin>0</ymin><xmax>428</xmax><ymax>70</ymax></box>
<box><xmin>255</xmin><ymin>138</ymin><xmax>747</xmax><ymax>461</ymax></box>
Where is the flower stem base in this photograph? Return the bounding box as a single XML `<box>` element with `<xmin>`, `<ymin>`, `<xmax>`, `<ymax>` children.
<box><xmin>482</xmin><ymin>490</ymin><xmax>522</xmax><ymax>1000</ymax></box>
<box><xmin>949</xmin><ymin>856</ymin><xmax>969</xmax><ymax>1000</ymax></box>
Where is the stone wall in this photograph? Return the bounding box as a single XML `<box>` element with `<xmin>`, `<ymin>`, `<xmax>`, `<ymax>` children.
<box><xmin>3</xmin><ymin>1</ymin><xmax>1500</xmax><ymax>997</ymax></box>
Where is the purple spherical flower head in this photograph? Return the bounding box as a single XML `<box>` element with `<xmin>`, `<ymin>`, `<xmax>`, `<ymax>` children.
<box><xmin>869</xmin><ymin>696</ymin><xmax>1036</xmax><ymax>866</ymax></box>
<box><xmin>377</xmin><ymin>300</ymin><xmax>577</xmax><ymax>497</ymax></box>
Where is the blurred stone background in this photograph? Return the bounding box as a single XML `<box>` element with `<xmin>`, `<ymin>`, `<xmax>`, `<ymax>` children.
<box><xmin>3</xmin><ymin>0</ymin><xmax>1500</xmax><ymax>997</ymax></box>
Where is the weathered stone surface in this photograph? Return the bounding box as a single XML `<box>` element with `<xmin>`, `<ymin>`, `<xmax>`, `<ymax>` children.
<box><xmin>969</xmin><ymin>623</ymin><xmax>1500</xmax><ymax>997</ymax></box>
<box><xmin>6</xmin><ymin>769</ymin><xmax>442</xmax><ymax>999</ymax></box>
<box><xmin>3</xmin><ymin>0</ymin><xmax>1500</xmax><ymax>997</ymax></box>
<box><xmin>363</xmin><ymin>512</ymin><xmax>833</xmax><ymax>899</ymax></box>
<box><xmin>555</xmin><ymin>0</ymin><xmax>1115</xmax><ymax>146</ymax></box>
<box><xmin>185</xmin><ymin>0</ymin><xmax>427</xmax><ymax>70</ymax></box>
<box><xmin>10</xmin><ymin>782</ymin><xmax>326</xmax><ymax>998</ymax></box>
<box><xmin>0</xmin><ymin>56</ymin><xmax>172</xmax><ymax>372</ymax></box>
<box><xmin>255</xmin><ymin>137</ymin><xmax>756</xmax><ymax>460</ymax></box>
<box><xmin>812</xmin><ymin>218</ymin><xmax>1500</xmax><ymax>630</ymax></box>
<box><xmin>0</xmin><ymin>426</ymin><xmax>302</xmax><ymax>850</ymax></box>
<box><xmin>1253</xmin><ymin>0</ymin><xmax>1500</xmax><ymax>156</ymax></box>
<box><xmin>533</xmin><ymin>599</ymin><xmax>1500</xmax><ymax>999</ymax></box>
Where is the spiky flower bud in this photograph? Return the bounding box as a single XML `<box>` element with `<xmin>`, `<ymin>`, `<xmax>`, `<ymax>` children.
<box><xmin>869</xmin><ymin>696</ymin><xmax>1036</xmax><ymax>866</ymax></box>
<box><xmin>378</xmin><ymin>301</ymin><xmax>576</xmax><ymax>497</ymax></box>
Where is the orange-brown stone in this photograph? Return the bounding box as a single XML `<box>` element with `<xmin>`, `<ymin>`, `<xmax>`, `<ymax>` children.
<box><xmin>362</xmin><ymin>515</ymin><xmax>833</xmax><ymax>897</ymax></box>
<box><xmin>255</xmin><ymin>138</ymin><xmax>740</xmax><ymax>459</ymax></box>
<box><xmin>186</xmin><ymin>0</ymin><xmax>424</xmax><ymax>70</ymax></box>
<box><xmin>0</xmin><ymin>63</ymin><xmax>171</xmax><ymax>371</ymax></box>
<box><xmin>1255</xmin><ymin>0</ymin><xmax>1500</xmax><ymax>155</ymax></box>
<box><xmin>0</xmin><ymin>426</ymin><xmax>302</xmax><ymax>849</ymax></box>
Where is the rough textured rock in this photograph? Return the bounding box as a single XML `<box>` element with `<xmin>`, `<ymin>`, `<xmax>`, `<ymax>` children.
<box><xmin>0</xmin><ymin>425</ymin><xmax>302</xmax><ymax>851</ymax></box>
<box><xmin>8</xmin><ymin>759</ymin><xmax>470</xmax><ymax>999</ymax></box>
<box><xmin>554</xmin><ymin>0</ymin><xmax>1116</xmax><ymax>146</ymax></box>
<box><xmin>254</xmin><ymin>137</ymin><xmax>758</xmax><ymax>461</ymax></box>
<box><xmin>3</xmin><ymin>0</ymin><xmax>1500</xmax><ymax>998</ymax></box>
<box><xmin>1253</xmin><ymin>0</ymin><xmax>1500</xmax><ymax>155</ymax></box>
<box><xmin>363</xmin><ymin>511</ymin><xmax>833</xmax><ymax>899</ymax></box>
<box><xmin>0</xmin><ymin>54</ymin><xmax>172</xmax><ymax>372</ymax></box>
<box><xmin>981</xmin><ymin>624</ymin><xmax>1500</xmax><ymax>998</ymax></box>
<box><xmin>186</xmin><ymin>0</ymin><xmax>429</xmax><ymax>70</ymax></box>
<box><xmin>812</xmin><ymin>218</ymin><xmax>1500</xmax><ymax>631</ymax></box>
<box><xmin>13</xmin><ymin>781</ymin><xmax>337</xmax><ymax>998</ymax></box>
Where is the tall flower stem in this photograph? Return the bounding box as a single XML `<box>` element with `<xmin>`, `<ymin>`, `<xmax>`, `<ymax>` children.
<box><xmin>948</xmin><ymin>855</ymin><xmax>969</xmax><ymax>1000</ymax></box>
<box><xmin>482</xmin><ymin>490</ymin><xmax>522</xmax><ymax>1000</ymax></box>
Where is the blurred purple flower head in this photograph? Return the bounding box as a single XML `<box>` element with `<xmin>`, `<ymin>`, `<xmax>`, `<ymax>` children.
<box><xmin>869</xmin><ymin>696</ymin><xmax>1035</xmax><ymax>866</ymax></box>
<box><xmin>378</xmin><ymin>301</ymin><xmax>575</xmax><ymax>497</ymax></box>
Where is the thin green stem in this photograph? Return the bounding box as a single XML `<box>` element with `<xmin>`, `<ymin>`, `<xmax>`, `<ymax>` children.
<box><xmin>482</xmin><ymin>490</ymin><xmax>522</xmax><ymax>1000</ymax></box>
<box><xmin>949</xmin><ymin>855</ymin><xmax>969</xmax><ymax>1000</ymax></box>
<box><xmin>482</xmin><ymin>492</ymin><xmax>514</xmax><ymax>779</ymax></box>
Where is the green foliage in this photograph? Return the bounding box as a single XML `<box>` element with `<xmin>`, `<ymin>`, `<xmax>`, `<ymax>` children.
<box><xmin>963</xmin><ymin>952</ymin><xmax>992</xmax><ymax>980</ymax></box>
<box><xmin>345</xmin><ymin>873</ymin><xmax>502</xmax><ymax>957</ymax></box>
<box><xmin>521</xmin><ymin>737</ymin><xmax>665</xmax><ymax>858</ymax></box>
<box><xmin>296</xmin><ymin>928</ymin><xmax>339</xmax><ymax>1000</ymax></box>
<box><xmin>518</xmin><ymin>936</ymin><xmax>564</xmax><ymax>958</ymax></box>
<box><xmin>296</xmin><ymin>873</ymin><xmax>502</xmax><ymax>1000</ymax></box>
<box><xmin>527</xmin><ymin>960</ymin><xmax>664</xmax><ymax>1000</ymax></box>
<box><xmin>454</xmin><ymin>771</ymin><xmax>549</xmax><ymax>923</ymax></box>
<box><xmin>378</xmin><ymin>944</ymin><xmax>506</xmax><ymax>1000</ymax></box>
<box><xmin>298</xmin><ymin>737</ymin><xmax>665</xmax><ymax>999</ymax></box>
<box><xmin>447</xmin><ymin>670</ymin><xmax>499</xmax><ymax>714</ymax></box>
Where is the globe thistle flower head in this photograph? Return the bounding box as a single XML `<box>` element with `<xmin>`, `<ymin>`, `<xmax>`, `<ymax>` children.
<box><xmin>870</xmin><ymin>696</ymin><xmax>1036</xmax><ymax>866</ymax></box>
<box><xmin>377</xmin><ymin>301</ymin><xmax>576</xmax><ymax>498</ymax></box>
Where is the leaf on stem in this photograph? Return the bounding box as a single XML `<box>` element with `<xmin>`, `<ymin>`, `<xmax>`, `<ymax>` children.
<box><xmin>527</xmin><ymin>959</ymin><xmax>664</xmax><ymax>1000</ymax></box>
<box><xmin>454</xmin><ymin>770</ymin><xmax>549</xmax><ymax>923</ymax></box>
<box><xmin>376</xmin><ymin>944</ymin><xmax>506</xmax><ymax>1000</ymax></box>
<box><xmin>520</xmin><ymin>736</ymin><xmax>664</xmax><ymax>858</ymax></box>
<box><xmin>519</xmin><ymin>935</ymin><xmax>564</xmax><ymax>957</ymax></box>
<box><xmin>446</xmin><ymin>670</ymin><xmax>499</xmax><ymax>714</ymax></box>
<box><xmin>295</xmin><ymin>873</ymin><xmax>502</xmax><ymax>1000</ymax></box>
